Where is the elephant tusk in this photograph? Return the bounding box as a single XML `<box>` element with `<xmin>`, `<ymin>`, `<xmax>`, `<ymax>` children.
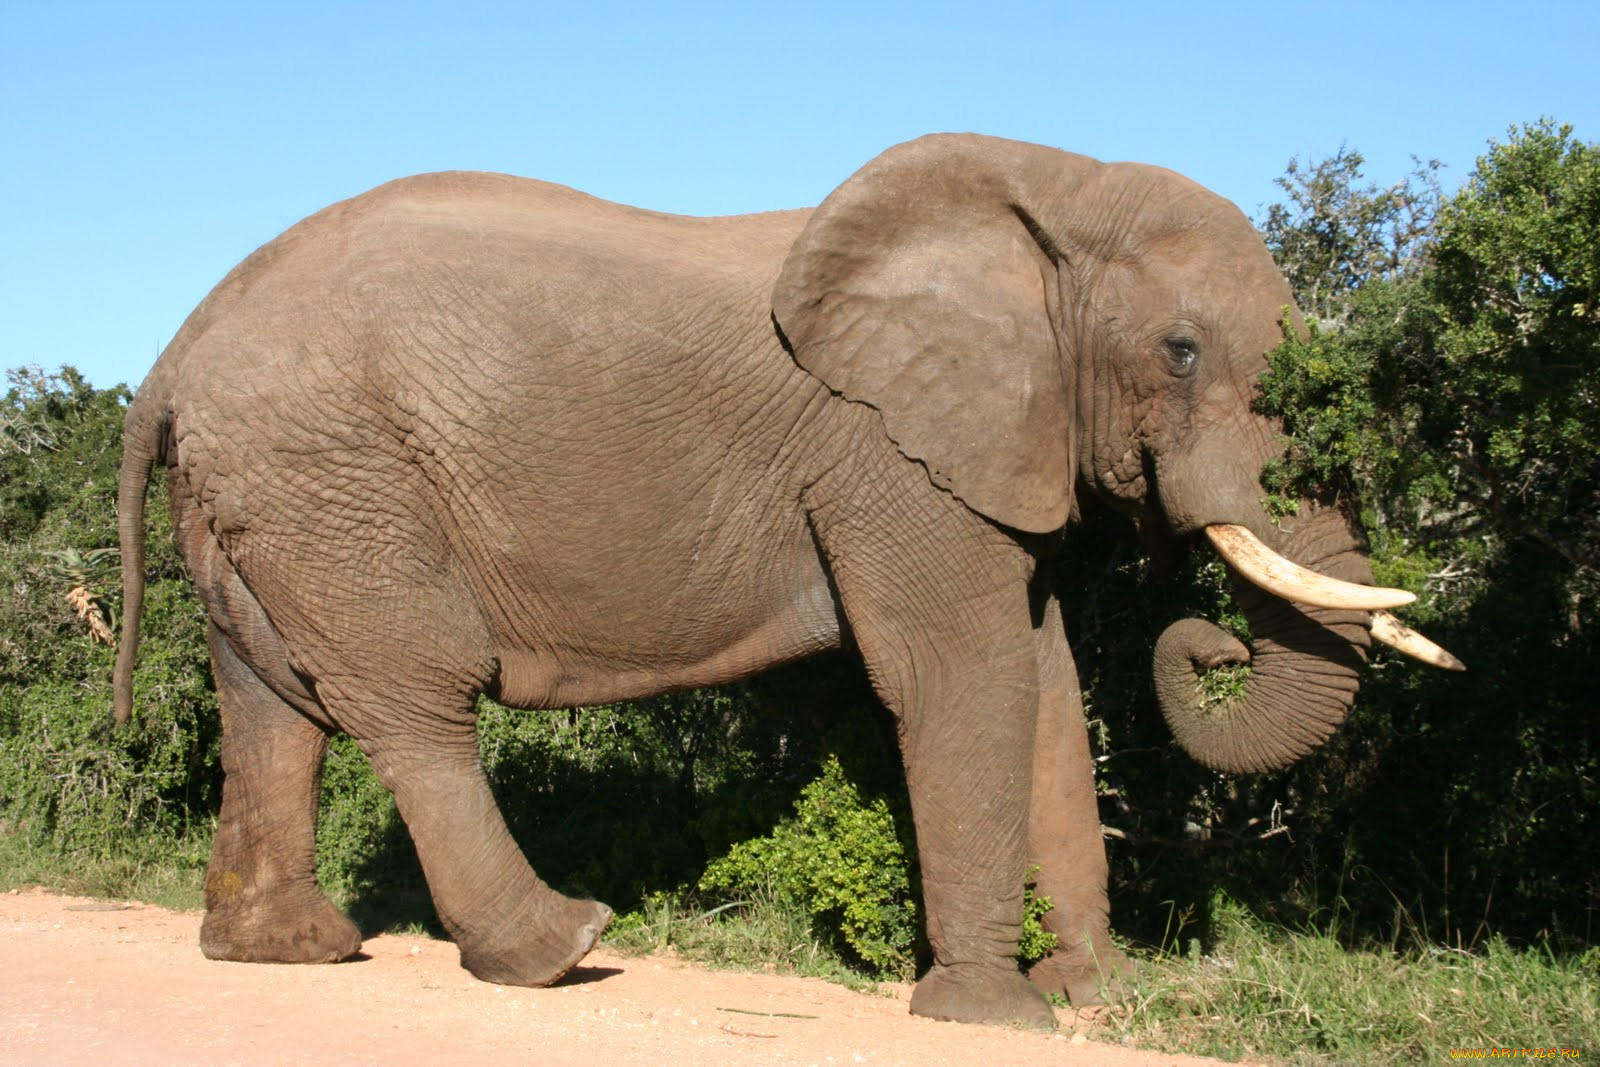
<box><xmin>1370</xmin><ymin>610</ymin><xmax>1467</xmax><ymax>671</ymax></box>
<box><xmin>1205</xmin><ymin>524</ymin><xmax>1418</xmax><ymax>611</ymax></box>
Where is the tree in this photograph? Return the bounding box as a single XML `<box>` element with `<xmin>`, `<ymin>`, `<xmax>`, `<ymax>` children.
<box><xmin>1255</xmin><ymin>120</ymin><xmax>1600</xmax><ymax>947</ymax></box>
<box><xmin>1261</xmin><ymin>120</ymin><xmax>1599</xmax><ymax>629</ymax></box>
<box><xmin>1258</xmin><ymin>147</ymin><xmax>1442</xmax><ymax>328</ymax></box>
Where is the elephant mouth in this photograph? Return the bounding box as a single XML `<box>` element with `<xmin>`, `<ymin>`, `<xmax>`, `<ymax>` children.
<box><xmin>1205</xmin><ymin>524</ymin><xmax>1465</xmax><ymax>671</ymax></box>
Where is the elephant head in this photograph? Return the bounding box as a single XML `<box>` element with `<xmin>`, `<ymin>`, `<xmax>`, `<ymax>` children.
<box><xmin>772</xmin><ymin>133</ymin><xmax>1457</xmax><ymax>771</ymax></box>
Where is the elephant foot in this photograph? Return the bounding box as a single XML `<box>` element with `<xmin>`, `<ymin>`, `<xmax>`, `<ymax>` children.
<box><xmin>1027</xmin><ymin>943</ymin><xmax>1135</xmax><ymax>1006</ymax></box>
<box><xmin>910</xmin><ymin>963</ymin><xmax>1056</xmax><ymax>1030</ymax></box>
<box><xmin>456</xmin><ymin>896</ymin><xmax>612</xmax><ymax>987</ymax></box>
<box><xmin>200</xmin><ymin>878</ymin><xmax>362</xmax><ymax>964</ymax></box>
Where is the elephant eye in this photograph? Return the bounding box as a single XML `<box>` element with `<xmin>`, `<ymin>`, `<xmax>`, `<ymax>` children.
<box><xmin>1164</xmin><ymin>337</ymin><xmax>1200</xmax><ymax>377</ymax></box>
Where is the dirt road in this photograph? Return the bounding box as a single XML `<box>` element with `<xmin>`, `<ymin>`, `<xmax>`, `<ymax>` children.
<box><xmin>2</xmin><ymin>888</ymin><xmax>1230</xmax><ymax>1065</ymax></box>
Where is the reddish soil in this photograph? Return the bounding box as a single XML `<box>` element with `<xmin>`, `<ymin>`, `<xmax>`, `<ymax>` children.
<box><xmin>2</xmin><ymin>888</ymin><xmax>1234</xmax><ymax>1065</ymax></box>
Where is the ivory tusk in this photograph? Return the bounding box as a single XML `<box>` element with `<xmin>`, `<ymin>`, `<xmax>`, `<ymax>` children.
<box><xmin>1205</xmin><ymin>524</ymin><xmax>1417</xmax><ymax>611</ymax></box>
<box><xmin>1370</xmin><ymin>610</ymin><xmax>1467</xmax><ymax>671</ymax></box>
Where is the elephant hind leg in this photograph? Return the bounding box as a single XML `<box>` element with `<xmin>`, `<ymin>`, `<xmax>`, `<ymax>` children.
<box><xmin>211</xmin><ymin>498</ymin><xmax>609</xmax><ymax>985</ymax></box>
<box><xmin>319</xmin><ymin>673</ymin><xmax>611</xmax><ymax>987</ymax></box>
<box><xmin>200</xmin><ymin>622</ymin><xmax>361</xmax><ymax>964</ymax></box>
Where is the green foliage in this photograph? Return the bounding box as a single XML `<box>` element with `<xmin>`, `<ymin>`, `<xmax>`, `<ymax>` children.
<box><xmin>605</xmin><ymin>886</ymin><xmax>884</xmax><ymax>990</ymax></box>
<box><xmin>1256</xmin><ymin>310</ymin><xmax>1395</xmax><ymax>505</ymax></box>
<box><xmin>1262</xmin><ymin>123</ymin><xmax>1600</xmax><ymax>581</ymax></box>
<box><xmin>1259</xmin><ymin>147</ymin><xmax>1442</xmax><ymax>328</ymax></box>
<box><xmin>314</xmin><ymin>734</ymin><xmax>421</xmax><ymax>918</ymax></box>
<box><xmin>1197</xmin><ymin>661</ymin><xmax>1251</xmax><ymax>708</ymax></box>
<box><xmin>1</xmin><ymin>367</ymin><xmax>128</xmax><ymax>547</ymax></box>
<box><xmin>1424</xmin><ymin>122</ymin><xmax>1600</xmax><ymax>577</ymax></box>
<box><xmin>477</xmin><ymin>687</ymin><xmax>781</xmax><ymax>905</ymax></box>
<box><xmin>1247</xmin><ymin>121</ymin><xmax>1600</xmax><ymax>947</ymax></box>
<box><xmin>1019</xmin><ymin>866</ymin><xmax>1060</xmax><ymax>964</ymax></box>
<box><xmin>699</xmin><ymin>755</ymin><xmax>919</xmax><ymax>978</ymax></box>
<box><xmin>307</xmin><ymin>669</ymin><xmax>898</xmax><ymax>935</ymax></box>
<box><xmin>0</xmin><ymin>367</ymin><xmax>220</xmax><ymax>871</ymax></box>
<box><xmin>1261</xmin><ymin>121</ymin><xmax>1600</xmax><ymax>587</ymax></box>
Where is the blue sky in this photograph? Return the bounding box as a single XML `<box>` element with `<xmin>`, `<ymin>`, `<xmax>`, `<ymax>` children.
<box><xmin>4</xmin><ymin>1</ymin><xmax>1596</xmax><ymax>391</ymax></box>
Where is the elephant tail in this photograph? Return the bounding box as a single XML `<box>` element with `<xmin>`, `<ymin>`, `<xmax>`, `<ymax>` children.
<box><xmin>112</xmin><ymin>385</ymin><xmax>170</xmax><ymax>728</ymax></box>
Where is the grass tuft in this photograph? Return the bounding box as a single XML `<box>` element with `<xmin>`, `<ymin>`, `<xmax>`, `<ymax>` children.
<box><xmin>605</xmin><ymin>886</ymin><xmax>896</xmax><ymax>994</ymax></box>
<box><xmin>0</xmin><ymin>827</ymin><xmax>207</xmax><ymax>911</ymax></box>
<box><xmin>1106</xmin><ymin>896</ymin><xmax>1599</xmax><ymax>1062</ymax></box>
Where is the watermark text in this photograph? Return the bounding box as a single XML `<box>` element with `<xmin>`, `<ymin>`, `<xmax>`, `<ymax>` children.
<box><xmin>1448</xmin><ymin>1050</ymin><xmax>1581</xmax><ymax>1060</ymax></box>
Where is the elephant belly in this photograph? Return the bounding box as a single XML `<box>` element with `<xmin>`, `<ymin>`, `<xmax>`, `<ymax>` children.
<box><xmin>491</xmin><ymin>609</ymin><xmax>841</xmax><ymax>708</ymax></box>
<box><xmin>478</xmin><ymin>508</ymin><xmax>845</xmax><ymax>709</ymax></box>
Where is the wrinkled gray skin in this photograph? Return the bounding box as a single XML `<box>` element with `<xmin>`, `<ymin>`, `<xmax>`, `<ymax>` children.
<box><xmin>116</xmin><ymin>134</ymin><xmax>1379</xmax><ymax>1028</ymax></box>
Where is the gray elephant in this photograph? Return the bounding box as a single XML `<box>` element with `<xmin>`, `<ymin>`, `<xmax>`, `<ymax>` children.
<box><xmin>115</xmin><ymin>134</ymin><xmax>1454</xmax><ymax>1028</ymax></box>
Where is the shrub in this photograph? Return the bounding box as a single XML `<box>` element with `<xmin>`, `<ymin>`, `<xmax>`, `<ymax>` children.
<box><xmin>0</xmin><ymin>367</ymin><xmax>219</xmax><ymax>866</ymax></box>
<box><xmin>700</xmin><ymin>755</ymin><xmax>919</xmax><ymax>977</ymax></box>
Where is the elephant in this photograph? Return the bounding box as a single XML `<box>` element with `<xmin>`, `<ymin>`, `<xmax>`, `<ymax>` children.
<box><xmin>114</xmin><ymin>133</ymin><xmax>1456</xmax><ymax>1029</ymax></box>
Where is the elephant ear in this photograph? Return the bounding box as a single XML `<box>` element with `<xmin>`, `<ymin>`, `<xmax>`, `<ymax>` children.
<box><xmin>772</xmin><ymin>134</ymin><xmax>1080</xmax><ymax>534</ymax></box>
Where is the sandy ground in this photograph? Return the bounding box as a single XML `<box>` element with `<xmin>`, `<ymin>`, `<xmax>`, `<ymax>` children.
<box><xmin>1</xmin><ymin>887</ymin><xmax>1236</xmax><ymax>1066</ymax></box>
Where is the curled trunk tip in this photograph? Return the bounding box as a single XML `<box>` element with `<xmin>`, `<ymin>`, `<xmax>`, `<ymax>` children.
<box><xmin>1153</xmin><ymin>617</ymin><xmax>1359</xmax><ymax>774</ymax></box>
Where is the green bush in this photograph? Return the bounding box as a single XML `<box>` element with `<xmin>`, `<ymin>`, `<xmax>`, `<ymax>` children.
<box><xmin>700</xmin><ymin>754</ymin><xmax>919</xmax><ymax>977</ymax></box>
<box><xmin>0</xmin><ymin>368</ymin><xmax>219</xmax><ymax>869</ymax></box>
<box><xmin>308</xmin><ymin>679</ymin><xmax>894</xmax><ymax>934</ymax></box>
<box><xmin>1019</xmin><ymin>867</ymin><xmax>1061</xmax><ymax>964</ymax></box>
<box><xmin>477</xmin><ymin>692</ymin><xmax>749</xmax><ymax>904</ymax></box>
<box><xmin>1250</xmin><ymin>121</ymin><xmax>1600</xmax><ymax>948</ymax></box>
<box><xmin>314</xmin><ymin>734</ymin><xmax>421</xmax><ymax>919</ymax></box>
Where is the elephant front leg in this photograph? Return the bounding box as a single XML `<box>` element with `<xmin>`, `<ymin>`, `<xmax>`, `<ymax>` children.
<box><xmin>200</xmin><ymin>624</ymin><xmax>362</xmax><ymax>965</ymax></box>
<box><xmin>808</xmin><ymin>479</ymin><xmax>1055</xmax><ymax>1029</ymax></box>
<box><xmin>897</xmin><ymin>656</ymin><xmax>1055</xmax><ymax>1030</ymax></box>
<box><xmin>1024</xmin><ymin>593</ymin><xmax>1132</xmax><ymax>1005</ymax></box>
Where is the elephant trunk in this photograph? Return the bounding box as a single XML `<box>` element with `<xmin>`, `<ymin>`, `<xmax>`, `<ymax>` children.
<box><xmin>1153</xmin><ymin>507</ymin><xmax>1375</xmax><ymax>774</ymax></box>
